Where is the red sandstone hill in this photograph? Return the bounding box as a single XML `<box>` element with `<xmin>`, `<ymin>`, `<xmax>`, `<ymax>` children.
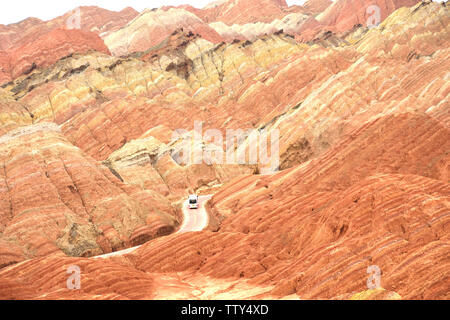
<box><xmin>0</xmin><ymin>123</ymin><xmax>178</xmax><ymax>268</ymax></box>
<box><xmin>104</xmin><ymin>7</ymin><xmax>225</xmax><ymax>56</ymax></box>
<box><xmin>0</xmin><ymin>1</ymin><xmax>447</xmax><ymax>300</ymax></box>
<box><xmin>202</xmin><ymin>0</ymin><xmax>293</xmax><ymax>25</ymax></box>
<box><xmin>131</xmin><ymin>112</ymin><xmax>449</xmax><ymax>299</ymax></box>
<box><xmin>0</xmin><ymin>6</ymin><xmax>138</xmax><ymax>51</ymax></box>
<box><xmin>0</xmin><ymin>112</ymin><xmax>447</xmax><ymax>300</ymax></box>
<box><xmin>316</xmin><ymin>0</ymin><xmax>421</xmax><ymax>32</ymax></box>
<box><xmin>303</xmin><ymin>0</ymin><xmax>333</xmax><ymax>15</ymax></box>
<box><xmin>171</xmin><ymin>0</ymin><xmax>419</xmax><ymax>38</ymax></box>
<box><xmin>0</xmin><ymin>28</ymin><xmax>110</xmax><ymax>84</ymax></box>
<box><xmin>102</xmin><ymin>0</ymin><xmax>426</xmax><ymax>55</ymax></box>
<box><xmin>173</xmin><ymin>0</ymin><xmax>294</xmax><ymax>25</ymax></box>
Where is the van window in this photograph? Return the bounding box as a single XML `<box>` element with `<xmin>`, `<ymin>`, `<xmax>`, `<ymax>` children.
<box><xmin>189</xmin><ymin>199</ymin><xmax>197</xmax><ymax>204</ymax></box>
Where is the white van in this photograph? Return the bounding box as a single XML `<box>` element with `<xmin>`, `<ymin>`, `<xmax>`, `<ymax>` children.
<box><xmin>188</xmin><ymin>195</ymin><xmax>199</xmax><ymax>209</ymax></box>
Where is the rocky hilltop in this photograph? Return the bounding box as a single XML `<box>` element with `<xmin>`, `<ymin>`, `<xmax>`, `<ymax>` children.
<box><xmin>0</xmin><ymin>0</ymin><xmax>448</xmax><ymax>300</ymax></box>
<box><xmin>0</xmin><ymin>28</ymin><xmax>110</xmax><ymax>84</ymax></box>
<box><xmin>0</xmin><ymin>6</ymin><xmax>138</xmax><ymax>51</ymax></box>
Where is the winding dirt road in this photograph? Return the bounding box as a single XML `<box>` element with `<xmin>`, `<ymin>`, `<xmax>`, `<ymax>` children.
<box><xmin>177</xmin><ymin>195</ymin><xmax>212</xmax><ymax>233</ymax></box>
<box><xmin>95</xmin><ymin>195</ymin><xmax>212</xmax><ymax>259</ymax></box>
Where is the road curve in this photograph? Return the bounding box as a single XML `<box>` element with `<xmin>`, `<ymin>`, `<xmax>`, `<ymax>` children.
<box><xmin>177</xmin><ymin>195</ymin><xmax>212</xmax><ymax>233</ymax></box>
<box><xmin>94</xmin><ymin>195</ymin><xmax>212</xmax><ymax>259</ymax></box>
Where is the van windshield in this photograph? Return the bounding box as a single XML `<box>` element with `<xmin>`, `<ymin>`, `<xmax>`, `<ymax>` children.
<box><xmin>189</xmin><ymin>199</ymin><xmax>197</xmax><ymax>204</ymax></box>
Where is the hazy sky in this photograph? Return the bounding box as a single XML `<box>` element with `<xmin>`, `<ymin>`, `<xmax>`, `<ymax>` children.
<box><xmin>0</xmin><ymin>0</ymin><xmax>310</xmax><ymax>25</ymax></box>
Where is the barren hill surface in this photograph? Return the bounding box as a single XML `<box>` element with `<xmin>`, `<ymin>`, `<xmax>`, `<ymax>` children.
<box><xmin>0</xmin><ymin>6</ymin><xmax>138</xmax><ymax>51</ymax></box>
<box><xmin>0</xmin><ymin>0</ymin><xmax>448</xmax><ymax>300</ymax></box>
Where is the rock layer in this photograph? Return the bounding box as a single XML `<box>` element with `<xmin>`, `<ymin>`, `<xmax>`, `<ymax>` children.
<box><xmin>104</xmin><ymin>8</ymin><xmax>224</xmax><ymax>56</ymax></box>
<box><xmin>0</xmin><ymin>123</ymin><xmax>177</xmax><ymax>267</ymax></box>
<box><xmin>0</xmin><ymin>28</ymin><xmax>110</xmax><ymax>84</ymax></box>
<box><xmin>0</xmin><ymin>0</ymin><xmax>448</xmax><ymax>300</ymax></box>
<box><xmin>0</xmin><ymin>112</ymin><xmax>447</xmax><ymax>299</ymax></box>
<box><xmin>316</xmin><ymin>0</ymin><xmax>421</xmax><ymax>32</ymax></box>
<box><xmin>133</xmin><ymin>112</ymin><xmax>450</xmax><ymax>300</ymax></box>
<box><xmin>0</xmin><ymin>6</ymin><xmax>138</xmax><ymax>51</ymax></box>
